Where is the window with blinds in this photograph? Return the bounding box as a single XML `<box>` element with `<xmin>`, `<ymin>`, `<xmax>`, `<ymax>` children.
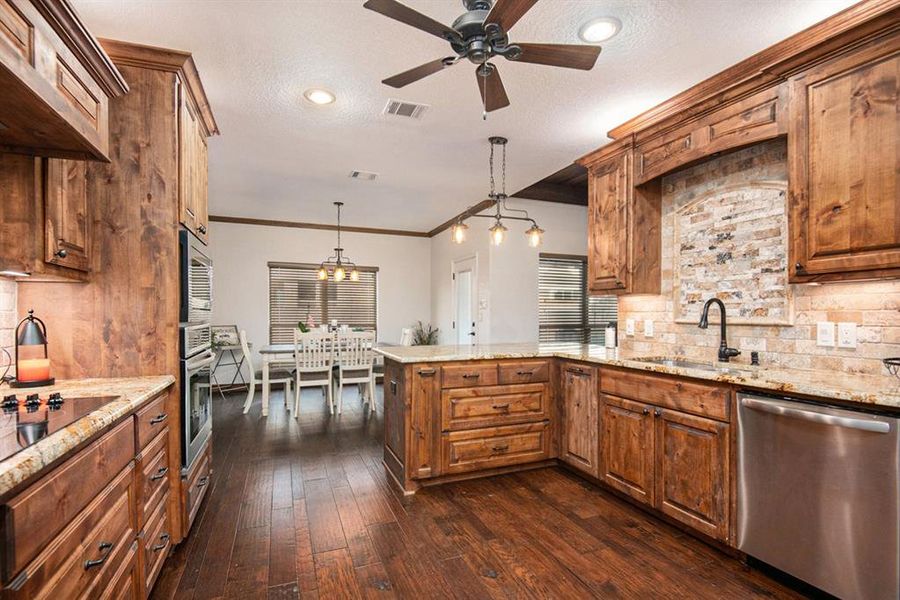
<box><xmin>538</xmin><ymin>254</ymin><xmax>618</xmax><ymax>344</ymax></box>
<box><xmin>268</xmin><ymin>262</ymin><xmax>378</xmax><ymax>343</ymax></box>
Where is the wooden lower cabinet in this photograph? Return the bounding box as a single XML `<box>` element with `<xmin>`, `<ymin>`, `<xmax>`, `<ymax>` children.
<box><xmin>560</xmin><ymin>363</ymin><xmax>599</xmax><ymax>477</ymax></box>
<box><xmin>182</xmin><ymin>440</ymin><xmax>212</xmax><ymax>532</ymax></box>
<box><xmin>598</xmin><ymin>393</ymin><xmax>732</xmax><ymax>543</ymax></box>
<box><xmin>441</xmin><ymin>421</ymin><xmax>551</xmax><ymax>475</ymax></box>
<box><xmin>599</xmin><ymin>395</ymin><xmax>655</xmax><ymax>505</ymax></box>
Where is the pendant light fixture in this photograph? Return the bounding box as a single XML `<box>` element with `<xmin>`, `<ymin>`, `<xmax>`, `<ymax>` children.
<box><xmin>317</xmin><ymin>202</ymin><xmax>360</xmax><ymax>282</ymax></box>
<box><xmin>450</xmin><ymin>136</ymin><xmax>545</xmax><ymax>248</ymax></box>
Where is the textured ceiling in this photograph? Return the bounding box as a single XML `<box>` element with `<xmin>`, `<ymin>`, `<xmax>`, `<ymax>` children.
<box><xmin>71</xmin><ymin>0</ymin><xmax>857</xmax><ymax>230</ymax></box>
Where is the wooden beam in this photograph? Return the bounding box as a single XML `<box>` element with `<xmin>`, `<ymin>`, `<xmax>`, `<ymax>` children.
<box><xmin>512</xmin><ymin>182</ymin><xmax>587</xmax><ymax>206</ymax></box>
<box><xmin>208</xmin><ymin>215</ymin><xmax>429</xmax><ymax>238</ymax></box>
<box><xmin>427</xmin><ymin>199</ymin><xmax>496</xmax><ymax>238</ymax></box>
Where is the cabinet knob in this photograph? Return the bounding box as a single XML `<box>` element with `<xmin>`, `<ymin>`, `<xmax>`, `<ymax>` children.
<box><xmin>54</xmin><ymin>248</ymin><xmax>68</xmax><ymax>259</ymax></box>
<box><xmin>198</xmin><ymin>225</ymin><xmax>207</xmax><ymax>234</ymax></box>
<box><xmin>653</xmin><ymin>409</ymin><xmax>662</xmax><ymax>418</ymax></box>
<box><xmin>642</xmin><ymin>408</ymin><xmax>650</xmax><ymax>415</ymax></box>
<box><xmin>794</xmin><ymin>262</ymin><xmax>804</xmax><ymax>271</ymax></box>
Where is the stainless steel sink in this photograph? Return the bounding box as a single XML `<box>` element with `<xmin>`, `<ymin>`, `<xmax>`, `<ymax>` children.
<box><xmin>633</xmin><ymin>357</ymin><xmax>752</xmax><ymax>375</ymax></box>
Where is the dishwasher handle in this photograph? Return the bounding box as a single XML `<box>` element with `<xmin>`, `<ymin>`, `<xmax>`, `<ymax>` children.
<box><xmin>740</xmin><ymin>396</ymin><xmax>891</xmax><ymax>434</ymax></box>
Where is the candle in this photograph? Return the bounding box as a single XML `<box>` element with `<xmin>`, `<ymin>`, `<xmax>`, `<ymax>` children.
<box><xmin>17</xmin><ymin>358</ymin><xmax>50</xmax><ymax>382</ymax></box>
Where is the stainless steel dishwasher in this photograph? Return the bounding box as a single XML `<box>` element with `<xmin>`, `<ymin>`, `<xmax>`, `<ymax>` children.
<box><xmin>737</xmin><ymin>392</ymin><xmax>899</xmax><ymax>600</ymax></box>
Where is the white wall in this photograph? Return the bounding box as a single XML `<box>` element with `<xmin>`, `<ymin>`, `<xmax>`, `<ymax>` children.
<box><xmin>209</xmin><ymin>221</ymin><xmax>432</xmax><ymax>369</ymax></box>
<box><xmin>431</xmin><ymin>199</ymin><xmax>588</xmax><ymax>345</ymax></box>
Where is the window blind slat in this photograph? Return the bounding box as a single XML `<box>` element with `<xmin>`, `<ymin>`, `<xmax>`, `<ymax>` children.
<box><xmin>538</xmin><ymin>255</ymin><xmax>617</xmax><ymax>344</ymax></box>
<box><xmin>268</xmin><ymin>265</ymin><xmax>377</xmax><ymax>344</ymax></box>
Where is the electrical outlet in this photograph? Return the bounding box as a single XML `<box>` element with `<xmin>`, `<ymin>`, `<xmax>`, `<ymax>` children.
<box><xmin>816</xmin><ymin>321</ymin><xmax>835</xmax><ymax>347</ymax></box>
<box><xmin>625</xmin><ymin>319</ymin><xmax>635</xmax><ymax>336</ymax></box>
<box><xmin>643</xmin><ymin>319</ymin><xmax>654</xmax><ymax>337</ymax></box>
<box><xmin>838</xmin><ymin>322</ymin><xmax>857</xmax><ymax>349</ymax></box>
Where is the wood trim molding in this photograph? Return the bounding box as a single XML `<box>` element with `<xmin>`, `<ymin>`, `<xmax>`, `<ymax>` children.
<box><xmin>31</xmin><ymin>0</ymin><xmax>129</xmax><ymax>96</ymax></box>
<box><xmin>427</xmin><ymin>199</ymin><xmax>496</xmax><ymax>238</ymax></box>
<box><xmin>512</xmin><ymin>182</ymin><xmax>586</xmax><ymax>206</ymax></box>
<box><xmin>209</xmin><ymin>215</ymin><xmax>429</xmax><ymax>238</ymax></box>
<box><xmin>606</xmin><ymin>0</ymin><xmax>900</xmax><ymax>140</ymax></box>
<box><xmin>98</xmin><ymin>38</ymin><xmax>220</xmax><ymax>136</ymax></box>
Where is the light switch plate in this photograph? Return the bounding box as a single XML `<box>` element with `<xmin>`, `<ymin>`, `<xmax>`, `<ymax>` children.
<box><xmin>816</xmin><ymin>321</ymin><xmax>835</xmax><ymax>347</ymax></box>
<box><xmin>643</xmin><ymin>319</ymin><xmax>654</xmax><ymax>337</ymax></box>
<box><xmin>625</xmin><ymin>319</ymin><xmax>635</xmax><ymax>336</ymax></box>
<box><xmin>838</xmin><ymin>322</ymin><xmax>857</xmax><ymax>349</ymax></box>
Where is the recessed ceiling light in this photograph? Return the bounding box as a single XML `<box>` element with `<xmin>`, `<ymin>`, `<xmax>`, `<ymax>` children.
<box><xmin>578</xmin><ymin>17</ymin><xmax>621</xmax><ymax>44</ymax></box>
<box><xmin>304</xmin><ymin>88</ymin><xmax>336</xmax><ymax>105</ymax></box>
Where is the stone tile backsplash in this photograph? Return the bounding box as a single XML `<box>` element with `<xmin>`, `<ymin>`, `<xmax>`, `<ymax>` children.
<box><xmin>617</xmin><ymin>140</ymin><xmax>900</xmax><ymax>376</ymax></box>
<box><xmin>0</xmin><ymin>279</ymin><xmax>16</xmax><ymax>376</ymax></box>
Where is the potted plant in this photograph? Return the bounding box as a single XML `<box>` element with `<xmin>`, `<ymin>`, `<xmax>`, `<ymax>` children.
<box><xmin>411</xmin><ymin>321</ymin><xmax>439</xmax><ymax>346</ymax></box>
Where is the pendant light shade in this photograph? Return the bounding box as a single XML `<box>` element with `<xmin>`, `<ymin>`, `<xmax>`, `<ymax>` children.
<box><xmin>317</xmin><ymin>266</ymin><xmax>328</xmax><ymax>280</ymax></box>
<box><xmin>489</xmin><ymin>221</ymin><xmax>508</xmax><ymax>246</ymax></box>
<box><xmin>526</xmin><ymin>224</ymin><xmax>544</xmax><ymax>248</ymax></box>
<box><xmin>451</xmin><ymin>221</ymin><xmax>468</xmax><ymax>244</ymax></box>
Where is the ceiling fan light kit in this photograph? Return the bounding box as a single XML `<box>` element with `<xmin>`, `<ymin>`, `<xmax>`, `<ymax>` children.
<box><xmin>317</xmin><ymin>202</ymin><xmax>360</xmax><ymax>282</ymax></box>
<box><xmin>364</xmin><ymin>0</ymin><xmax>603</xmax><ymax>117</ymax></box>
<box><xmin>451</xmin><ymin>136</ymin><xmax>546</xmax><ymax>248</ymax></box>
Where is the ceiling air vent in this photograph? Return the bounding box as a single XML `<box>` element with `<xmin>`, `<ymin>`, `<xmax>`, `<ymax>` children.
<box><xmin>348</xmin><ymin>170</ymin><xmax>378</xmax><ymax>181</ymax></box>
<box><xmin>384</xmin><ymin>99</ymin><xmax>429</xmax><ymax>120</ymax></box>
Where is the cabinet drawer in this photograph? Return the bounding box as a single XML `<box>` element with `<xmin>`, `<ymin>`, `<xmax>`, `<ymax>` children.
<box><xmin>3</xmin><ymin>418</ymin><xmax>134</xmax><ymax>579</ymax></box>
<box><xmin>442</xmin><ymin>383</ymin><xmax>549</xmax><ymax>431</ymax></box>
<box><xmin>138</xmin><ymin>428</ymin><xmax>170</xmax><ymax>529</ymax></box>
<box><xmin>441</xmin><ymin>421</ymin><xmax>550</xmax><ymax>475</ymax></box>
<box><xmin>600</xmin><ymin>368</ymin><xmax>730</xmax><ymax>421</ymax></box>
<box><xmin>135</xmin><ymin>392</ymin><xmax>169</xmax><ymax>449</ymax></box>
<box><xmin>442</xmin><ymin>363</ymin><xmax>498</xmax><ymax>388</ymax></box>
<box><xmin>183</xmin><ymin>441</ymin><xmax>211</xmax><ymax>531</ymax></box>
<box><xmin>6</xmin><ymin>465</ymin><xmax>136</xmax><ymax>599</ymax></box>
<box><xmin>498</xmin><ymin>360</ymin><xmax>550</xmax><ymax>385</ymax></box>
<box><xmin>101</xmin><ymin>542</ymin><xmax>139</xmax><ymax>600</ymax></box>
<box><xmin>141</xmin><ymin>495</ymin><xmax>171</xmax><ymax>595</ymax></box>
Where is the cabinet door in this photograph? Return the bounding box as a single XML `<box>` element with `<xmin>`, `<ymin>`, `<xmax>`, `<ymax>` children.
<box><xmin>195</xmin><ymin>132</ymin><xmax>209</xmax><ymax>243</ymax></box>
<box><xmin>599</xmin><ymin>394</ymin><xmax>654</xmax><ymax>505</ymax></box>
<box><xmin>178</xmin><ymin>81</ymin><xmax>199</xmax><ymax>233</ymax></box>
<box><xmin>587</xmin><ymin>152</ymin><xmax>630</xmax><ymax>292</ymax></box>
<box><xmin>409</xmin><ymin>365</ymin><xmax>440</xmax><ymax>479</ymax></box>
<box><xmin>44</xmin><ymin>158</ymin><xmax>90</xmax><ymax>272</ymax></box>
<box><xmin>789</xmin><ymin>34</ymin><xmax>900</xmax><ymax>281</ymax></box>
<box><xmin>655</xmin><ymin>408</ymin><xmax>730</xmax><ymax>542</ymax></box>
<box><xmin>560</xmin><ymin>364</ymin><xmax>598</xmax><ymax>477</ymax></box>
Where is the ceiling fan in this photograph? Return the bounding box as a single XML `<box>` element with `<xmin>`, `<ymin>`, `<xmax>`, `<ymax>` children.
<box><xmin>363</xmin><ymin>0</ymin><xmax>602</xmax><ymax>115</ymax></box>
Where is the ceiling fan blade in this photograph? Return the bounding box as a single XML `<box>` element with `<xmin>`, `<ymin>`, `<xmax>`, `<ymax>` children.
<box><xmin>514</xmin><ymin>43</ymin><xmax>602</xmax><ymax>70</ymax></box>
<box><xmin>383</xmin><ymin>57</ymin><xmax>457</xmax><ymax>88</ymax></box>
<box><xmin>363</xmin><ymin>0</ymin><xmax>460</xmax><ymax>42</ymax></box>
<box><xmin>476</xmin><ymin>64</ymin><xmax>510</xmax><ymax>113</ymax></box>
<box><xmin>484</xmin><ymin>0</ymin><xmax>539</xmax><ymax>33</ymax></box>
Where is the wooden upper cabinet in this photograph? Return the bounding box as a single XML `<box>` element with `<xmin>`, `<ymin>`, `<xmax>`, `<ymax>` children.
<box><xmin>44</xmin><ymin>158</ymin><xmax>90</xmax><ymax>272</ymax></box>
<box><xmin>655</xmin><ymin>408</ymin><xmax>730</xmax><ymax>542</ymax></box>
<box><xmin>560</xmin><ymin>363</ymin><xmax>599</xmax><ymax>477</ymax></box>
<box><xmin>178</xmin><ymin>77</ymin><xmax>211</xmax><ymax>244</ymax></box>
<box><xmin>579</xmin><ymin>140</ymin><xmax>661</xmax><ymax>295</ymax></box>
<box><xmin>599</xmin><ymin>394</ymin><xmax>655</xmax><ymax>506</ymax></box>
<box><xmin>0</xmin><ymin>0</ymin><xmax>128</xmax><ymax>160</ymax></box>
<box><xmin>788</xmin><ymin>31</ymin><xmax>900</xmax><ymax>282</ymax></box>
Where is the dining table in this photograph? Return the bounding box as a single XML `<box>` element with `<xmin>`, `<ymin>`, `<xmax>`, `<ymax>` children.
<box><xmin>257</xmin><ymin>341</ymin><xmax>394</xmax><ymax>413</ymax></box>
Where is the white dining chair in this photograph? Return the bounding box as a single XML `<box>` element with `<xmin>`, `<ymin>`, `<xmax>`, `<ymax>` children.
<box><xmin>292</xmin><ymin>329</ymin><xmax>335</xmax><ymax>418</ymax></box>
<box><xmin>240</xmin><ymin>330</ymin><xmax>293</xmax><ymax>415</ymax></box>
<box><xmin>335</xmin><ymin>331</ymin><xmax>376</xmax><ymax>415</ymax></box>
<box><xmin>400</xmin><ymin>327</ymin><xmax>413</xmax><ymax>346</ymax></box>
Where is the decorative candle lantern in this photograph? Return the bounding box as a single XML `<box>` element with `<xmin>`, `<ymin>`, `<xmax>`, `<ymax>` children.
<box><xmin>12</xmin><ymin>309</ymin><xmax>54</xmax><ymax>388</ymax></box>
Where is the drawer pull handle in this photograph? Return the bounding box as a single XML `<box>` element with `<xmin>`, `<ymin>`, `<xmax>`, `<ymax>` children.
<box><xmin>516</xmin><ymin>370</ymin><xmax>534</xmax><ymax>376</ymax></box>
<box><xmin>390</xmin><ymin>380</ymin><xmax>398</xmax><ymax>394</ymax></box>
<box><xmin>462</xmin><ymin>373</ymin><xmax>480</xmax><ymax>379</ymax></box>
<box><xmin>84</xmin><ymin>541</ymin><xmax>114</xmax><ymax>569</ymax></box>
<box><xmin>491</xmin><ymin>403</ymin><xmax>510</xmax><ymax>412</ymax></box>
<box><xmin>150</xmin><ymin>466</ymin><xmax>169</xmax><ymax>481</ymax></box>
<box><xmin>418</xmin><ymin>368</ymin><xmax>436</xmax><ymax>376</ymax></box>
<box><xmin>150</xmin><ymin>413</ymin><xmax>168</xmax><ymax>425</ymax></box>
<box><xmin>491</xmin><ymin>444</ymin><xmax>509</xmax><ymax>453</ymax></box>
<box><xmin>152</xmin><ymin>533</ymin><xmax>170</xmax><ymax>552</ymax></box>
<box><xmin>197</xmin><ymin>475</ymin><xmax>209</xmax><ymax>488</ymax></box>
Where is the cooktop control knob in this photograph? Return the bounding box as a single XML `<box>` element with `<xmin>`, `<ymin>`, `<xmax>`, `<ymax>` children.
<box><xmin>47</xmin><ymin>393</ymin><xmax>63</xmax><ymax>407</ymax></box>
<box><xmin>1</xmin><ymin>395</ymin><xmax>17</xmax><ymax>409</ymax></box>
<box><xmin>24</xmin><ymin>394</ymin><xmax>40</xmax><ymax>407</ymax></box>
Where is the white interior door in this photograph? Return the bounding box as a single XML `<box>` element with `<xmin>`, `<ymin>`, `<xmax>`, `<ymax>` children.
<box><xmin>452</xmin><ymin>256</ymin><xmax>477</xmax><ymax>345</ymax></box>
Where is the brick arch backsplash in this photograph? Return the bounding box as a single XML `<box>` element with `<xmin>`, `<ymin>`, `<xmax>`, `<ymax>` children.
<box><xmin>617</xmin><ymin>138</ymin><xmax>900</xmax><ymax>376</ymax></box>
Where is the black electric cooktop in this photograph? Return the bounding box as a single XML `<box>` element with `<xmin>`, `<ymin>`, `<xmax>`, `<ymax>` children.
<box><xmin>0</xmin><ymin>393</ymin><xmax>120</xmax><ymax>463</ymax></box>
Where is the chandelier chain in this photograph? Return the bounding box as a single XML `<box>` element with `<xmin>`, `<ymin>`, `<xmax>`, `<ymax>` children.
<box><xmin>489</xmin><ymin>141</ymin><xmax>496</xmax><ymax>197</ymax></box>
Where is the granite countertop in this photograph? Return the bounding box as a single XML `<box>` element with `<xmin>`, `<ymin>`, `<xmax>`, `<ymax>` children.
<box><xmin>0</xmin><ymin>375</ymin><xmax>175</xmax><ymax>498</ymax></box>
<box><xmin>376</xmin><ymin>343</ymin><xmax>900</xmax><ymax>409</ymax></box>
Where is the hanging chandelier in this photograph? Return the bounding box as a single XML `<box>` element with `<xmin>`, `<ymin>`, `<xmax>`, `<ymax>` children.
<box><xmin>450</xmin><ymin>136</ymin><xmax>544</xmax><ymax>248</ymax></box>
<box><xmin>317</xmin><ymin>201</ymin><xmax>359</xmax><ymax>282</ymax></box>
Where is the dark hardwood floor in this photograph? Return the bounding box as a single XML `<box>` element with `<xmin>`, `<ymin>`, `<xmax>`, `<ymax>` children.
<box><xmin>151</xmin><ymin>386</ymin><xmax>804</xmax><ymax>599</ymax></box>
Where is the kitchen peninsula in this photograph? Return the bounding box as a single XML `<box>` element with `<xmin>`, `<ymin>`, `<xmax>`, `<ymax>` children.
<box><xmin>377</xmin><ymin>343</ymin><xmax>900</xmax><ymax>547</ymax></box>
